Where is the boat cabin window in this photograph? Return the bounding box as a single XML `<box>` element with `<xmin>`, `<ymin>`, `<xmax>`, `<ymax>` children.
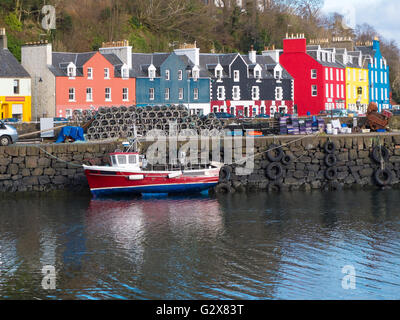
<box><xmin>118</xmin><ymin>155</ymin><xmax>127</xmax><ymax>165</ymax></box>
<box><xmin>111</xmin><ymin>156</ymin><xmax>117</xmax><ymax>166</ymax></box>
<box><xmin>128</xmin><ymin>155</ymin><xmax>137</xmax><ymax>164</ymax></box>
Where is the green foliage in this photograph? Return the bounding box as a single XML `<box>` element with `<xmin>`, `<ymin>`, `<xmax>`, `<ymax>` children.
<box><xmin>7</xmin><ymin>33</ymin><xmax>23</xmax><ymax>62</ymax></box>
<box><xmin>5</xmin><ymin>13</ymin><xmax>22</xmax><ymax>32</ymax></box>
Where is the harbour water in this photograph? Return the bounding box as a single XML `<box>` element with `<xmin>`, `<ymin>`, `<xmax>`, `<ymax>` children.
<box><xmin>1</xmin><ymin>190</ymin><xmax>400</xmax><ymax>300</ymax></box>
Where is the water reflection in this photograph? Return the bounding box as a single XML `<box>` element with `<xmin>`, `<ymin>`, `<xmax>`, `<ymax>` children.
<box><xmin>0</xmin><ymin>191</ymin><xmax>400</xmax><ymax>299</ymax></box>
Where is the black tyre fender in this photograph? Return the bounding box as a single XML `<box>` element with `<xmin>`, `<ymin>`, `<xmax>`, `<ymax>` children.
<box><xmin>266</xmin><ymin>144</ymin><xmax>284</xmax><ymax>162</ymax></box>
<box><xmin>374</xmin><ymin>168</ymin><xmax>393</xmax><ymax>187</ymax></box>
<box><xmin>281</xmin><ymin>154</ymin><xmax>292</xmax><ymax>166</ymax></box>
<box><xmin>324</xmin><ymin>154</ymin><xmax>337</xmax><ymax>167</ymax></box>
<box><xmin>215</xmin><ymin>183</ymin><xmax>234</xmax><ymax>194</ymax></box>
<box><xmin>266</xmin><ymin>162</ymin><xmax>284</xmax><ymax>180</ymax></box>
<box><xmin>325</xmin><ymin>167</ymin><xmax>338</xmax><ymax>181</ymax></box>
<box><xmin>372</xmin><ymin>146</ymin><xmax>390</xmax><ymax>163</ymax></box>
<box><xmin>219</xmin><ymin>166</ymin><xmax>232</xmax><ymax>182</ymax></box>
<box><xmin>324</xmin><ymin>141</ymin><xmax>336</xmax><ymax>154</ymax></box>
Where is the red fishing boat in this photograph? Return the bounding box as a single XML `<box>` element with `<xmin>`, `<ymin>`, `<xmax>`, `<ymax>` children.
<box><xmin>83</xmin><ymin>152</ymin><xmax>223</xmax><ymax>197</ymax></box>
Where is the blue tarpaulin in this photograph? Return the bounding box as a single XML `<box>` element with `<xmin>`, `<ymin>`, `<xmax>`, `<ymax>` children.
<box><xmin>55</xmin><ymin>126</ymin><xmax>85</xmax><ymax>143</ymax></box>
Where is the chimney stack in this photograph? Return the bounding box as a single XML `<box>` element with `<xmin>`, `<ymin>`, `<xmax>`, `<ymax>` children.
<box><xmin>249</xmin><ymin>45</ymin><xmax>257</xmax><ymax>64</ymax></box>
<box><xmin>0</xmin><ymin>28</ymin><xmax>7</xmax><ymax>49</ymax></box>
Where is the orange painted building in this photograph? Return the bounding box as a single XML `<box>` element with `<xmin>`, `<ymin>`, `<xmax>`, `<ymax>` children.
<box><xmin>53</xmin><ymin>51</ymin><xmax>135</xmax><ymax>118</ymax></box>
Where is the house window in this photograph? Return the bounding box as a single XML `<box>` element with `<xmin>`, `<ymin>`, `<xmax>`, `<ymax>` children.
<box><xmin>13</xmin><ymin>80</ymin><xmax>20</xmax><ymax>94</ymax></box>
<box><xmin>341</xmin><ymin>85</ymin><xmax>344</xmax><ymax>99</ymax></box>
<box><xmin>123</xmin><ymin>88</ymin><xmax>129</xmax><ymax>101</ymax></box>
<box><xmin>86</xmin><ymin>88</ymin><xmax>93</xmax><ymax>102</ymax></box>
<box><xmin>311</xmin><ymin>69</ymin><xmax>317</xmax><ymax>79</ymax></box>
<box><xmin>193</xmin><ymin>88</ymin><xmax>199</xmax><ymax>100</ymax></box>
<box><xmin>105</xmin><ymin>88</ymin><xmax>111</xmax><ymax>101</ymax></box>
<box><xmin>233</xmin><ymin>86</ymin><xmax>240</xmax><ymax>100</ymax></box>
<box><xmin>149</xmin><ymin>88</ymin><xmax>155</xmax><ymax>100</ymax></box>
<box><xmin>337</xmin><ymin>84</ymin><xmax>340</xmax><ymax>98</ymax></box>
<box><xmin>67</xmin><ymin>66</ymin><xmax>76</xmax><ymax>78</ymax></box>
<box><xmin>66</xmin><ymin>109</ymin><xmax>72</xmax><ymax>118</ymax></box>
<box><xmin>87</xmin><ymin>68</ymin><xmax>93</xmax><ymax>79</ymax></box>
<box><xmin>217</xmin><ymin>87</ymin><xmax>224</xmax><ymax>100</ymax></box>
<box><xmin>325</xmin><ymin>68</ymin><xmax>329</xmax><ymax>81</ymax></box>
<box><xmin>336</xmin><ymin>69</ymin><xmax>339</xmax><ymax>81</ymax></box>
<box><xmin>255</xmin><ymin>69</ymin><xmax>261</xmax><ymax>79</ymax></box>
<box><xmin>230</xmin><ymin>107</ymin><xmax>235</xmax><ymax>114</ymax></box>
<box><xmin>330</xmin><ymin>68</ymin><xmax>333</xmax><ymax>81</ymax></box>
<box><xmin>252</xmin><ymin>86</ymin><xmax>259</xmax><ymax>100</ymax></box>
<box><xmin>233</xmin><ymin>70</ymin><xmax>240</xmax><ymax>82</ymax></box>
<box><xmin>122</xmin><ymin>67</ymin><xmax>129</xmax><ymax>79</ymax></box>
<box><xmin>325</xmin><ymin>84</ymin><xmax>329</xmax><ymax>98</ymax></box>
<box><xmin>165</xmin><ymin>88</ymin><xmax>170</xmax><ymax>100</ymax></box>
<box><xmin>341</xmin><ymin>70</ymin><xmax>344</xmax><ymax>82</ymax></box>
<box><xmin>68</xmin><ymin>88</ymin><xmax>75</xmax><ymax>101</ymax></box>
<box><xmin>357</xmin><ymin>87</ymin><xmax>363</xmax><ymax>96</ymax></box>
<box><xmin>311</xmin><ymin>85</ymin><xmax>317</xmax><ymax>97</ymax></box>
<box><xmin>331</xmin><ymin>84</ymin><xmax>334</xmax><ymax>98</ymax></box>
<box><xmin>216</xmin><ymin>69</ymin><xmax>222</xmax><ymax>79</ymax></box>
<box><xmin>274</xmin><ymin>69</ymin><xmax>282</xmax><ymax>79</ymax></box>
<box><xmin>165</xmin><ymin>70</ymin><xmax>170</xmax><ymax>80</ymax></box>
<box><xmin>275</xmin><ymin>87</ymin><xmax>283</xmax><ymax>100</ymax></box>
<box><xmin>149</xmin><ymin>67</ymin><xmax>156</xmax><ymax>80</ymax></box>
<box><xmin>178</xmin><ymin>70</ymin><xmax>183</xmax><ymax>81</ymax></box>
<box><xmin>193</xmin><ymin>70</ymin><xmax>199</xmax><ymax>80</ymax></box>
<box><xmin>179</xmin><ymin>88</ymin><xmax>184</xmax><ymax>100</ymax></box>
<box><xmin>104</xmin><ymin>68</ymin><xmax>110</xmax><ymax>79</ymax></box>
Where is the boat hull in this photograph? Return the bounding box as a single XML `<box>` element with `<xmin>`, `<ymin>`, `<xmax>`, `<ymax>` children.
<box><xmin>84</xmin><ymin>166</ymin><xmax>220</xmax><ymax>197</ymax></box>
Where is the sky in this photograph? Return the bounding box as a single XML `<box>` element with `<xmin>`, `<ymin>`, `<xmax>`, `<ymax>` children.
<box><xmin>322</xmin><ymin>0</ymin><xmax>400</xmax><ymax>47</ymax></box>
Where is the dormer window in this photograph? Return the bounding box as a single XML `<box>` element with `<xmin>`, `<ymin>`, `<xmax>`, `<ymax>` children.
<box><xmin>148</xmin><ymin>64</ymin><xmax>156</xmax><ymax>80</ymax></box>
<box><xmin>274</xmin><ymin>66</ymin><xmax>282</xmax><ymax>80</ymax></box>
<box><xmin>121</xmin><ymin>65</ymin><xmax>129</xmax><ymax>79</ymax></box>
<box><xmin>67</xmin><ymin>63</ymin><xmax>76</xmax><ymax>78</ymax></box>
<box><xmin>254</xmin><ymin>65</ymin><xmax>262</xmax><ymax>80</ymax></box>
<box><xmin>192</xmin><ymin>66</ymin><xmax>200</xmax><ymax>81</ymax></box>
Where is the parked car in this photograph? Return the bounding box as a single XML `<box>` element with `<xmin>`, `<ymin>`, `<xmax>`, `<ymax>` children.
<box><xmin>214</xmin><ymin>112</ymin><xmax>236</xmax><ymax>119</ymax></box>
<box><xmin>391</xmin><ymin>109</ymin><xmax>400</xmax><ymax>116</ymax></box>
<box><xmin>3</xmin><ymin>118</ymin><xmax>20</xmax><ymax>123</ymax></box>
<box><xmin>255</xmin><ymin>113</ymin><xmax>270</xmax><ymax>119</ymax></box>
<box><xmin>0</xmin><ymin>120</ymin><xmax>18</xmax><ymax>146</ymax></box>
<box><xmin>53</xmin><ymin>117</ymin><xmax>69</xmax><ymax>124</ymax></box>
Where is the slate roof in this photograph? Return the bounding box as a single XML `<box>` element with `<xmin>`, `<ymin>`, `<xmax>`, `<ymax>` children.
<box><xmin>50</xmin><ymin>51</ymin><xmax>130</xmax><ymax>77</ymax></box>
<box><xmin>0</xmin><ymin>48</ymin><xmax>30</xmax><ymax>78</ymax></box>
<box><xmin>307</xmin><ymin>50</ymin><xmax>345</xmax><ymax>68</ymax></box>
<box><xmin>131</xmin><ymin>52</ymin><xmax>169</xmax><ymax>77</ymax></box>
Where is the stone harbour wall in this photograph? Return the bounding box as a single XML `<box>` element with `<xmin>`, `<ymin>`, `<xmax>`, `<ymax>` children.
<box><xmin>216</xmin><ymin>133</ymin><xmax>400</xmax><ymax>193</ymax></box>
<box><xmin>0</xmin><ymin>142</ymin><xmax>121</xmax><ymax>193</ymax></box>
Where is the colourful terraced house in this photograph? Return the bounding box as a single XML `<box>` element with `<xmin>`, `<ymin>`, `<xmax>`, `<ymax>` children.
<box><xmin>356</xmin><ymin>38</ymin><xmax>391</xmax><ymax>111</ymax></box>
<box><xmin>334</xmin><ymin>48</ymin><xmax>369</xmax><ymax>113</ymax></box>
<box><xmin>0</xmin><ymin>28</ymin><xmax>32</xmax><ymax>122</ymax></box>
<box><xmin>132</xmin><ymin>44</ymin><xmax>211</xmax><ymax>116</ymax></box>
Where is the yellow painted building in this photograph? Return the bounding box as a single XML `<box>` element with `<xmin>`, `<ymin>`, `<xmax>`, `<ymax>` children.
<box><xmin>0</xmin><ymin>28</ymin><xmax>32</xmax><ymax>122</ymax></box>
<box><xmin>346</xmin><ymin>66</ymin><xmax>369</xmax><ymax>113</ymax></box>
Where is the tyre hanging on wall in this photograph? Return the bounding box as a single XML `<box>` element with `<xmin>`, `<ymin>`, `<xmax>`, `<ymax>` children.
<box><xmin>325</xmin><ymin>167</ymin><xmax>338</xmax><ymax>181</ymax></box>
<box><xmin>372</xmin><ymin>146</ymin><xmax>390</xmax><ymax>163</ymax></box>
<box><xmin>266</xmin><ymin>162</ymin><xmax>284</xmax><ymax>181</ymax></box>
<box><xmin>281</xmin><ymin>154</ymin><xmax>292</xmax><ymax>166</ymax></box>
<box><xmin>268</xmin><ymin>181</ymin><xmax>283</xmax><ymax>193</ymax></box>
<box><xmin>324</xmin><ymin>141</ymin><xmax>336</xmax><ymax>154</ymax></box>
<box><xmin>324</xmin><ymin>154</ymin><xmax>337</xmax><ymax>167</ymax></box>
<box><xmin>219</xmin><ymin>166</ymin><xmax>232</xmax><ymax>182</ymax></box>
<box><xmin>374</xmin><ymin>168</ymin><xmax>393</xmax><ymax>187</ymax></box>
<box><xmin>266</xmin><ymin>144</ymin><xmax>284</xmax><ymax>162</ymax></box>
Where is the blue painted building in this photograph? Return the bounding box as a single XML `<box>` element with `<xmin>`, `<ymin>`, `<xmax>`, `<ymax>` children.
<box><xmin>356</xmin><ymin>39</ymin><xmax>391</xmax><ymax>111</ymax></box>
<box><xmin>131</xmin><ymin>46</ymin><xmax>211</xmax><ymax>115</ymax></box>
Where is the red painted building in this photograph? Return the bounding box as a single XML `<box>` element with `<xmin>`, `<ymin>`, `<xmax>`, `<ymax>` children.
<box><xmin>55</xmin><ymin>51</ymin><xmax>136</xmax><ymax>118</ymax></box>
<box><xmin>279</xmin><ymin>35</ymin><xmax>346</xmax><ymax>116</ymax></box>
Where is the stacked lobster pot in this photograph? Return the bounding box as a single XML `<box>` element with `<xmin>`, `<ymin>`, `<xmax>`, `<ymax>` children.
<box><xmin>85</xmin><ymin>105</ymin><xmax>224</xmax><ymax>141</ymax></box>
